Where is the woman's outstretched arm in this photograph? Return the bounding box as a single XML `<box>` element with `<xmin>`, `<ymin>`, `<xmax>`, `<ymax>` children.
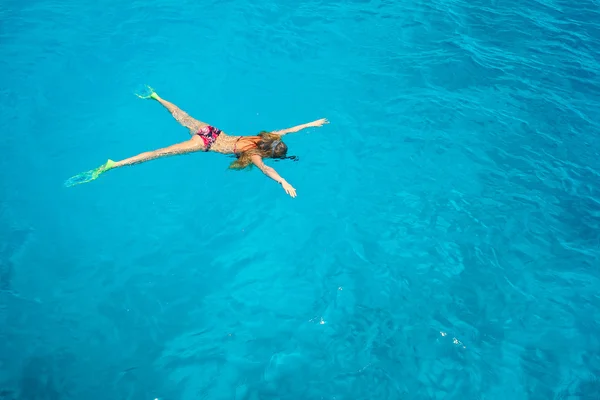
<box><xmin>251</xmin><ymin>155</ymin><xmax>297</xmax><ymax>198</ymax></box>
<box><xmin>272</xmin><ymin>118</ymin><xmax>329</xmax><ymax>136</ymax></box>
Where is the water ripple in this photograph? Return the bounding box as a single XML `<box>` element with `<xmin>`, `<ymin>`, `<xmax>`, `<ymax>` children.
<box><xmin>2</xmin><ymin>0</ymin><xmax>600</xmax><ymax>398</ymax></box>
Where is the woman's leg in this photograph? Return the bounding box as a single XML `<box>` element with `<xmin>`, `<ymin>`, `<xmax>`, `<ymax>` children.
<box><xmin>113</xmin><ymin>136</ymin><xmax>205</xmax><ymax>168</ymax></box>
<box><xmin>138</xmin><ymin>87</ymin><xmax>208</xmax><ymax>135</ymax></box>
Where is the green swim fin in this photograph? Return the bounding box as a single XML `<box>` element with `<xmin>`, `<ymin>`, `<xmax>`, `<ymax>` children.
<box><xmin>64</xmin><ymin>159</ymin><xmax>116</xmax><ymax>187</ymax></box>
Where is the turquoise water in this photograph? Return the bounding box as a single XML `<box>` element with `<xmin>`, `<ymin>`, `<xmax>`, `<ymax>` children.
<box><xmin>1</xmin><ymin>0</ymin><xmax>600</xmax><ymax>398</ymax></box>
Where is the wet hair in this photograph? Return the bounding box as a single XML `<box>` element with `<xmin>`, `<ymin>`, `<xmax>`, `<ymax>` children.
<box><xmin>229</xmin><ymin>131</ymin><xmax>293</xmax><ymax>170</ymax></box>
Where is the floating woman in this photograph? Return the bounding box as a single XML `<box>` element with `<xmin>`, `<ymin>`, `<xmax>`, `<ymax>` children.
<box><xmin>64</xmin><ymin>86</ymin><xmax>329</xmax><ymax>198</ymax></box>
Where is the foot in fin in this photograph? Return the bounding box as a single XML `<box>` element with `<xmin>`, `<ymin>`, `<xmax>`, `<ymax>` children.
<box><xmin>135</xmin><ymin>85</ymin><xmax>158</xmax><ymax>100</ymax></box>
<box><xmin>64</xmin><ymin>159</ymin><xmax>116</xmax><ymax>187</ymax></box>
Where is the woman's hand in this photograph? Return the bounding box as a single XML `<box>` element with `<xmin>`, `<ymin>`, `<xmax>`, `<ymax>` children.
<box><xmin>274</xmin><ymin>118</ymin><xmax>329</xmax><ymax>136</ymax></box>
<box><xmin>281</xmin><ymin>181</ymin><xmax>297</xmax><ymax>198</ymax></box>
<box><xmin>309</xmin><ymin>118</ymin><xmax>329</xmax><ymax>128</ymax></box>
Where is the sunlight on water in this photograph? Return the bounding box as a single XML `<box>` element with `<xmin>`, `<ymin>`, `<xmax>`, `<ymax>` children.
<box><xmin>1</xmin><ymin>0</ymin><xmax>600</xmax><ymax>398</ymax></box>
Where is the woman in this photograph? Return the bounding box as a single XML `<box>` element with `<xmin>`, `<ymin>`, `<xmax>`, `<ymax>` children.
<box><xmin>65</xmin><ymin>86</ymin><xmax>329</xmax><ymax>198</ymax></box>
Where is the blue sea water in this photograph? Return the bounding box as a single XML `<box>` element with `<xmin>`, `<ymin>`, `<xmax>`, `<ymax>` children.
<box><xmin>1</xmin><ymin>0</ymin><xmax>600</xmax><ymax>398</ymax></box>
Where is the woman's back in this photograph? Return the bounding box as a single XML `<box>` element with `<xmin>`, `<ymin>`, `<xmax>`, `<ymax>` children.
<box><xmin>211</xmin><ymin>133</ymin><xmax>259</xmax><ymax>155</ymax></box>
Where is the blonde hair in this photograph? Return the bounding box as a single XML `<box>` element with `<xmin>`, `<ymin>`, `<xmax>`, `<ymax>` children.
<box><xmin>229</xmin><ymin>131</ymin><xmax>287</xmax><ymax>170</ymax></box>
